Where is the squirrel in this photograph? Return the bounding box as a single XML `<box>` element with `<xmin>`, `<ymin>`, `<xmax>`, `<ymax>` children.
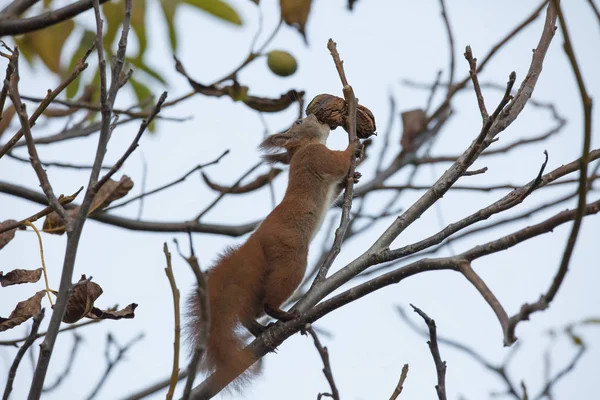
<box><xmin>187</xmin><ymin>113</ymin><xmax>361</xmax><ymax>391</ymax></box>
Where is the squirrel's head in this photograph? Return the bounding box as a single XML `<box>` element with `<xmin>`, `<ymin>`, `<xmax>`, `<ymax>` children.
<box><xmin>259</xmin><ymin>114</ymin><xmax>330</xmax><ymax>164</ymax></box>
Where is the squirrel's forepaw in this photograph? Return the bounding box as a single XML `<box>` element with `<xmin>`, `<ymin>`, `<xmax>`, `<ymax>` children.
<box><xmin>354</xmin><ymin>141</ymin><xmax>365</xmax><ymax>159</ymax></box>
<box><xmin>353</xmin><ymin>171</ymin><xmax>362</xmax><ymax>184</ymax></box>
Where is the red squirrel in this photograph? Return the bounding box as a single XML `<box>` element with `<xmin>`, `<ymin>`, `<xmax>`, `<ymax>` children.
<box><xmin>187</xmin><ymin>113</ymin><xmax>360</xmax><ymax>390</ymax></box>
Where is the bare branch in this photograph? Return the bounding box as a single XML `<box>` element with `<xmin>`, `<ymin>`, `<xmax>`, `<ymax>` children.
<box><xmin>410</xmin><ymin>305</ymin><xmax>447</xmax><ymax>400</ymax></box>
<box><xmin>305</xmin><ymin>326</ymin><xmax>340</xmax><ymax>400</ymax></box>
<box><xmin>28</xmin><ymin>1</ymin><xmax>134</xmax><ymax>396</ymax></box>
<box><xmin>104</xmin><ymin>150</ymin><xmax>229</xmax><ymax>212</ymax></box>
<box><xmin>0</xmin><ymin>0</ymin><xmax>111</xmax><ymax>36</ymax></box>
<box><xmin>389</xmin><ymin>364</ymin><xmax>409</xmax><ymax>400</ymax></box>
<box><xmin>2</xmin><ymin>310</ymin><xmax>44</xmax><ymax>400</ymax></box>
<box><xmin>86</xmin><ymin>332</ymin><xmax>145</xmax><ymax>400</ymax></box>
<box><xmin>163</xmin><ymin>244</ymin><xmax>181</xmax><ymax>400</ymax></box>
<box><xmin>312</xmin><ymin>38</ymin><xmax>360</xmax><ymax>284</ymax></box>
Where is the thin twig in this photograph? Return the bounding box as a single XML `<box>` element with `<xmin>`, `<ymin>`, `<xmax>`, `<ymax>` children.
<box><xmin>0</xmin><ymin>187</ymin><xmax>82</xmax><ymax>234</ymax></box>
<box><xmin>0</xmin><ymin>319</ymin><xmax>100</xmax><ymax>347</ymax></box>
<box><xmin>195</xmin><ymin>161</ymin><xmax>263</xmax><ymax>220</ymax></box>
<box><xmin>23</xmin><ymin>221</ymin><xmax>53</xmax><ymax>306</ymax></box>
<box><xmin>3</xmin><ymin>310</ymin><xmax>44</xmax><ymax>400</ymax></box>
<box><xmin>28</xmin><ymin>1</ymin><xmax>134</xmax><ymax>397</ymax></box>
<box><xmin>95</xmin><ymin>92</ymin><xmax>167</xmax><ymax>192</ymax></box>
<box><xmin>163</xmin><ymin>243</ymin><xmax>180</xmax><ymax>400</ymax></box>
<box><xmin>305</xmin><ymin>326</ymin><xmax>340</xmax><ymax>400</ymax></box>
<box><xmin>312</xmin><ymin>38</ymin><xmax>360</xmax><ymax>284</ymax></box>
<box><xmin>42</xmin><ymin>334</ymin><xmax>82</xmax><ymax>392</ymax></box>
<box><xmin>6</xmin><ymin>48</ymin><xmax>70</xmax><ymax>224</ymax></box>
<box><xmin>504</xmin><ymin>0</ymin><xmax>593</xmax><ymax>343</ymax></box>
<box><xmin>175</xmin><ymin>235</ymin><xmax>210</xmax><ymax>400</ymax></box>
<box><xmin>410</xmin><ymin>305</ymin><xmax>447</xmax><ymax>400</ymax></box>
<box><xmin>439</xmin><ymin>0</ymin><xmax>455</xmax><ymax>98</ymax></box>
<box><xmin>104</xmin><ymin>150</ymin><xmax>229</xmax><ymax>212</ymax></box>
<box><xmin>0</xmin><ymin>45</ymin><xmax>91</xmax><ymax>159</ymax></box>
<box><xmin>86</xmin><ymin>332</ymin><xmax>145</xmax><ymax>400</ymax></box>
<box><xmin>389</xmin><ymin>364</ymin><xmax>409</xmax><ymax>400</ymax></box>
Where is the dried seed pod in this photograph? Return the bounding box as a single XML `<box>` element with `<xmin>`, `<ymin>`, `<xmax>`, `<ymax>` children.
<box><xmin>305</xmin><ymin>94</ymin><xmax>376</xmax><ymax>138</ymax></box>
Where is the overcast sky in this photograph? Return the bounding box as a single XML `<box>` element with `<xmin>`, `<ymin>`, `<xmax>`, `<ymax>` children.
<box><xmin>1</xmin><ymin>1</ymin><xmax>599</xmax><ymax>399</ymax></box>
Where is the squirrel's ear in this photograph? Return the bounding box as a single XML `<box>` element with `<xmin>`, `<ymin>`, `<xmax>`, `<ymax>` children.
<box><xmin>259</xmin><ymin>132</ymin><xmax>292</xmax><ymax>152</ymax></box>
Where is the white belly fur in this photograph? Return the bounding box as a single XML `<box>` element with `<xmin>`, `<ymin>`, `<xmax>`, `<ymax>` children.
<box><xmin>310</xmin><ymin>183</ymin><xmax>337</xmax><ymax>241</ymax></box>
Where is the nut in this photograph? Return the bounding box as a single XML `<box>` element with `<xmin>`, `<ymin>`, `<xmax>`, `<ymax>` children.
<box><xmin>305</xmin><ymin>94</ymin><xmax>376</xmax><ymax>138</ymax></box>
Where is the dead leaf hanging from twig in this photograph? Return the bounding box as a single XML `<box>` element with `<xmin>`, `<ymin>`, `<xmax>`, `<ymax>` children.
<box><xmin>0</xmin><ymin>268</ymin><xmax>42</xmax><ymax>287</ymax></box>
<box><xmin>57</xmin><ymin>275</ymin><xmax>137</xmax><ymax>323</ymax></box>
<box><xmin>43</xmin><ymin>176</ymin><xmax>134</xmax><ymax>235</ymax></box>
<box><xmin>400</xmin><ymin>109</ymin><xmax>427</xmax><ymax>151</ymax></box>
<box><xmin>201</xmin><ymin>168</ymin><xmax>283</xmax><ymax>194</ymax></box>
<box><xmin>60</xmin><ymin>275</ymin><xmax>103</xmax><ymax>323</ymax></box>
<box><xmin>0</xmin><ymin>219</ymin><xmax>18</xmax><ymax>250</ymax></box>
<box><xmin>87</xmin><ymin>303</ymin><xmax>138</xmax><ymax>320</ymax></box>
<box><xmin>0</xmin><ymin>290</ymin><xmax>45</xmax><ymax>332</ymax></box>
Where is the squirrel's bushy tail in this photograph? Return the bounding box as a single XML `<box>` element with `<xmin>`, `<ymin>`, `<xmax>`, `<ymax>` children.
<box><xmin>187</xmin><ymin>247</ymin><xmax>260</xmax><ymax>391</ymax></box>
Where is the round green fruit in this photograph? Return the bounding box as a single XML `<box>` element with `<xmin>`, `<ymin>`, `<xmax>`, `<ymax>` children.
<box><xmin>267</xmin><ymin>50</ymin><xmax>298</xmax><ymax>77</ymax></box>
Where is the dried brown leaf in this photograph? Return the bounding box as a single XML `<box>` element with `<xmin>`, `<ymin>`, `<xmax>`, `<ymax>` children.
<box><xmin>243</xmin><ymin>90</ymin><xmax>305</xmax><ymax>113</ymax></box>
<box><xmin>202</xmin><ymin>168</ymin><xmax>283</xmax><ymax>194</ymax></box>
<box><xmin>0</xmin><ymin>290</ymin><xmax>45</xmax><ymax>332</ymax></box>
<box><xmin>90</xmin><ymin>175</ymin><xmax>134</xmax><ymax>213</ymax></box>
<box><xmin>306</xmin><ymin>94</ymin><xmax>377</xmax><ymax>139</ymax></box>
<box><xmin>42</xmin><ymin>208</ymin><xmax>78</xmax><ymax>235</ymax></box>
<box><xmin>280</xmin><ymin>0</ymin><xmax>312</xmax><ymax>40</ymax></box>
<box><xmin>61</xmin><ymin>275</ymin><xmax>103</xmax><ymax>324</ymax></box>
<box><xmin>87</xmin><ymin>303</ymin><xmax>138</xmax><ymax>320</ymax></box>
<box><xmin>43</xmin><ymin>176</ymin><xmax>133</xmax><ymax>235</ymax></box>
<box><xmin>0</xmin><ymin>219</ymin><xmax>18</xmax><ymax>250</ymax></box>
<box><xmin>0</xmin><ymin>105</ymin><xmax>16</xmax><ymax>139</ymax></box>
<box><xmin>400</xmin><ymin>109</ymin><xmax>427</xmax><ymax>151</ymax></box>
<box><xmin>0</xmin><ymin>268</ymin><xmax>43</xmax><ymax>287</ymax></box>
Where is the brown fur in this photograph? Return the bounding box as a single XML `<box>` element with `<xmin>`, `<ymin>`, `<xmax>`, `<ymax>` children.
<box><xmin>187</xmin><ymin>114</ymin><xmax>356</xmax><ymax>392</ymax></box>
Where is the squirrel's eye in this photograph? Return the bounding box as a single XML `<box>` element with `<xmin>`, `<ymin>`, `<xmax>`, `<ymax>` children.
<box><xmin>295</xmin><ymin>119</ymin><xmax>303</xmax><ymax>125</ymax></box>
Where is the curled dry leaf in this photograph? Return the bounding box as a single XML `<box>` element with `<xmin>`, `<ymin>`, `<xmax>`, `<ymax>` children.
<box><xmin>87</xmin><ymin>303</ymin><xmax>138</xmax><ymax>320</ymax></box>
<box><xmin>306</xmin><ymin>94</ymin><xmax>377</xmax><ymax>139</ymax></box>
<box><xmin>201</xmin><ymin>168</ymin><xmax>283</xmax><ymax>194</ymax></box>
<box><xmin>174</xmin><ymin>56</ymin><xmax>304</xmax><ymax>113</ymax></box>
<box><xmin>90</xmin><ymin>175</ymin><xmax>134</xmax><ymax>213</ymax></box>
<box><xmin>0</xmin><ymin>268</ymin><xmax>43</xmax><ymax>287</ymax></box>
<box><xmin>243</xmin><ymin>90</ymin><xmax>305</xmax><ymax>113</ymax></box>
<box><xmin>280</xmin><ymin>0</ymin><xmax>312</xmax><ymax>41</ymax></box>
<box><xmin>0</xmin><ymin>105</ymin><xmax>16</xmax><ymax>139</ymax></box>
<box><xmin>0</xmin><ymin>290</ymin><xmax>45</xmax><ymax>332</ymax></box>
<box><xmin>43</xmin><ymin>176</ymin><xmax>134</xmax><ymax>235</ymax></box>
<box><xmin>61</xmin><ymin>275</ymin><xmax>103</xmax><ymax>323</ymax></box>
<box><xmin>400</xmin><ymin>109</ymin><xmax>428</xmax><ymax>151</ymax></box>
<box><xmin>0</xmin><ymin>219</ymin><xmax>18</xmax><ymax>250</ymax></box>
<box><xmin>59</xmin><ymin>275</ymin><xmax>137</xmax><ymax>323</ymax></box>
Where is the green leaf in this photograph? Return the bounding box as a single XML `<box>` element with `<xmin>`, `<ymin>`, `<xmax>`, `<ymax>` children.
<box><xmin>14</xmin><ymin>36</ymin><xmax>35</xmax><ymax>65</ymax></box>
<box><xmin>183</xmin><ymin>0</ymin><xmax>242</xmax><ymax>25</ymax></box>
<box><xmin>27</xmin><ymin>19</ymin><xmax>75</xmax><ymax>73</ymax></box>
<box><xmin>129</xmin><ymin>77</ymin><xmax>154</xmax><ymax>105</ymax></box>
<box><xmin>159</xmin><ymin>0</ymin><xmax>179</xmax><ymax>52</ymax></box>
<box><xmin>102</xmin><ymin>0</ymin><xmax>124</xmax><ymax>53</ymax></box>
<box><xmin>148</xmin><ymin>119</ymin><xmax>156</xmax><ymax>133</ymax></box>
<box><xmin>66</xmin><ymin>30</ymin><xmax>96</xmax><ymax>98</ymax></box>
<box><xmin>131</xmin><ymin>0</ymin><xmax>147</xmax><ymax>58</ymax></box>
<box><xmin>126</xmin><ymin>57</ymin><xmax>167</xmax><ymax>85</ymax></box>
